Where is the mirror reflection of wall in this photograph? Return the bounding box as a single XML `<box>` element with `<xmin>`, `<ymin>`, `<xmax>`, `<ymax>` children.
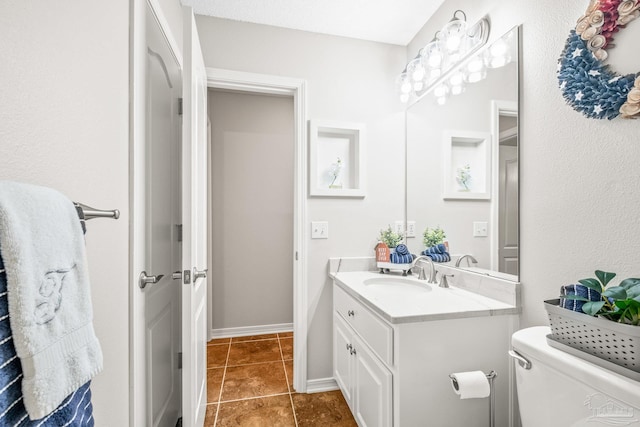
<box><xmin>406</xmin><ymin>27</ymin><xmax>519</xmax><ymax>280</ymax></box>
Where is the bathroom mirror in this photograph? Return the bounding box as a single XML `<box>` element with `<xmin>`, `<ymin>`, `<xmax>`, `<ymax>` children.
<box><xmin>406</xmin><ymin>26</ymin><xmax>520</xmax><ymax>281</ymax></box>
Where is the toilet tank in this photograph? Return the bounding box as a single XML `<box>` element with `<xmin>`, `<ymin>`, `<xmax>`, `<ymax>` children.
<box><xmin>511</xmin><ymin>326</ymin><xmax>640</xmax><ymax>427</ymax></box>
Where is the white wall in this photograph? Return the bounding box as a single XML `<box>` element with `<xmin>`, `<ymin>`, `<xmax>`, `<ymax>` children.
<box><xmin>209</xmin><ymin>89</ymin><xmax>295</xmax><ymax>330</ymax></box>
<box><xmin>196</xmin><ymin>17</ymin><xmax>407</xmax><ymax>380</ymax></box>
<box><xmin>409</xmin><ymin>0</ymin><xmax>640</xmax><ymax>328</ymax></box>
<box><xmin>0</xmin><ymin>1</ymin><xmax>130</xmax><ymax>425</ymax></box>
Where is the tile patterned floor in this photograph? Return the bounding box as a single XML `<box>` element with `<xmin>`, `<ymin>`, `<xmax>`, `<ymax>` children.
<box><xmin>205</xmin><ymin>333</ymin><xmax>357</xmax><ymax>427</ymax></box>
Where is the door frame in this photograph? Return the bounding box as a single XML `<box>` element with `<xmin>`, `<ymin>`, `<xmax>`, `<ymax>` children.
<box><xmin>206</xmin><ymin>68</ymin><xmax>308</xmax><ymax>393</ymax></box>
<box><xmin>489</xmin><ymin>100</ymin><xmax>517</xmax><ymax>271</ymax></box>
<box><xmin>130</xmin><ymin>0</ymin><xmax>183</xmax><ymax>425</ymax></box>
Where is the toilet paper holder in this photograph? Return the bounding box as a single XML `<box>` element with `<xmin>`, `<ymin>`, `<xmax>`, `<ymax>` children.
<box><xmin>449</xmin><ymin>371</ymin><xmax>497</xmax><ymax>427</ymax></box>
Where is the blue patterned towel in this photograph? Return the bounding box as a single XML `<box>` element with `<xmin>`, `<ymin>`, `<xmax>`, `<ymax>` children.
<box><xmin>390</xmin><ymin>252</ymin><xmax>414</xmax><ymax>264</ymax></box>
<box><xmin>560</xmin><ymin>284</ymin><xmax>601</xmax><ymax>313</ymax></box>
<box><xmin>395</xmin><ymin>244</ymin><xmax>409</xmax><ymax>256</ymax></box>
<box><xmin>421</xmin><ymin>244</ymin><xmax>451</xmax><ymax>263</ymax></box>
<box><xmin>0</xmin><ymin>254</ymin><xmax>95</xmax><ymax>425</ymax></box>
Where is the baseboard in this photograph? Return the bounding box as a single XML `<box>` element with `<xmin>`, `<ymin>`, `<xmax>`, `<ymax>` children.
<box><xmin>305</xmin><ymin>377</ymin><xmax>339</xmax><ymax>393</ymax></box>
<box><xmin>209</xmin><ymin>323</ymin><xmax>293</xmax><ymax>339</ymax></box>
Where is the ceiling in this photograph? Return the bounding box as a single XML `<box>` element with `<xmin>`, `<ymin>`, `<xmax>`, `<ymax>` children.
<box><xmin>182</xmin><ymin>0</ymin><xmax>446</xmax><ymax>46</ymax></box>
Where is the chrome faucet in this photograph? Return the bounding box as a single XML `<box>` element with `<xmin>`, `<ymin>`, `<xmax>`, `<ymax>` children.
<box><xmin>438</xmin><ymin>273</ymin><xmax>454</xmax><ymax>288</ymax></box>
<box><xmin>410</xmin><ymin>256</ymin><xmax>437</xmax><ymax>284</ymax></box>
<box><xmin>455</xmin><ymin>254</ymin><xmax>478</xmax><ymax>268</ymax></box>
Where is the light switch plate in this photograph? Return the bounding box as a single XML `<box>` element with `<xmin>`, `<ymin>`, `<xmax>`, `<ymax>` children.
<box><xmin>394</xmin><ymin>221</ymin><xmax>404</xmax><ymax>235</ymax></box>
<box><xmin>407</xmin><ymin>221</ymin><xmax>416</xmax><ymax>238</ymax></box>
<box><xmin>311</xmin><ymin>221</ymin><xmax>329</xmax><ymax>239</ymax></box>
<box><xmin>473</xmin><ymin>221</ymin><xmax>488</xmax><ymax>237</ymax></box>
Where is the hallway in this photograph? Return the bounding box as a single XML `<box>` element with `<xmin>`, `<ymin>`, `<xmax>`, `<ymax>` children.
<box><xmin>205</xmin><ymin>333</ymin><xmax>356</xmax><ymax>426</ymax></box>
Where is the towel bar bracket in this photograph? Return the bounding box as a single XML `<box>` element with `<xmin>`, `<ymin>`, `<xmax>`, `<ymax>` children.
<box><xmin>75</xmin><ymin>202</ymin><xmax>120</xmax><ymax>220</ymax></box>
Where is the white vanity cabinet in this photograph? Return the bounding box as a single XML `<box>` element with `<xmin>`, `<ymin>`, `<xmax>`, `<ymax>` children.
<box><xmin>332</xmin><ymin>276</ymin><xmax>518</xmax><ymax>427</ymax></box>
<box><xmin>334</xmin><ymin>287</ymin><xmax>393</xmax><ymax>427</ymax></box>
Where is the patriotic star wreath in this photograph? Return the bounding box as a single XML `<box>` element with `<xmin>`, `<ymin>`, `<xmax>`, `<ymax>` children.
<box><xmin>558</xmin><ymin>0</ymin><xmax>640</xmax><ymax>119</ymax></box>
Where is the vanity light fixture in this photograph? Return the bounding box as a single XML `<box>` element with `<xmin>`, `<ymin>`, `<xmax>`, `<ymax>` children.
<box><xmin>397</xmin><ymin>10</ymin><xmax>490</xmax><ymax>104</ymax></box>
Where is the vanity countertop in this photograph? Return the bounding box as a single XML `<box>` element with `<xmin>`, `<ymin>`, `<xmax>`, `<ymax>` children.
<box><xmin>331</xmin><ymin>271</ymin><xmax>519</xmax><ymax>324</ymax></box>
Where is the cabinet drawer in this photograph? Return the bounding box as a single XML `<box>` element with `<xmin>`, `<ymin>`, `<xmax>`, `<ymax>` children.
<box><xmin>334</xmin><ymin>284</ymin><xmax>393</xmax><ymax>365</ymax></box>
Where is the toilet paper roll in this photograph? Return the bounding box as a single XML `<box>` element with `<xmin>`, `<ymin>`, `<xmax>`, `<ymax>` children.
<box><xmin>450</xmin><ymin>371</ymin><xmax>490</xmax><ymax>399</ymax></box>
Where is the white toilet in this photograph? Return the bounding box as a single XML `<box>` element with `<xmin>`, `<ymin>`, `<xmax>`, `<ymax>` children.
<box><xmin>511</xmin><ymin>326</ymin><xmax>640</xmax><ymax>426</ymax></box>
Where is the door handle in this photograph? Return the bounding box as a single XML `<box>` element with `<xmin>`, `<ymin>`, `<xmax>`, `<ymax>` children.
<box><xmin>193</xmin><ymin>268</ymin><xmax>208</xmax><ymax>281</ymax></box>
<box><xmin>139</xmin><ymin>271</ymin><xmax>165</xmax><ymax>289</ymax></box>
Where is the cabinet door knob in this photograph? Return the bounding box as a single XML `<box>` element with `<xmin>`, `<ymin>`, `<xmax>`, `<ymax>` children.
<box><xmin>350</xmin><ymin>348</ymin><xmax>357</xmax><ymax>356</ymax></box>
<box><xmin>347</xmin><ymin>310</ymin><xmax>355</xmax><ymax>317</ymax></box>
<box><xmin>346</xmin><ymin>343</ymin><xmax>352</xmax><ymax>351</ymax></box>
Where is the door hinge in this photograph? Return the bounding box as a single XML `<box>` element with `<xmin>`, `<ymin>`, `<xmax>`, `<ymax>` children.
<box><xmin>176</xmin><ymin>224</ymin><xmax>183</xmax><ymax>242</ymax></box>
<box><xmin>178</xmin><ymin>98</ymin><xmax>183</xmax><ymax>116</ymax></box>
<box><xmin>178</xmin><ymin>352</ymin><xmax>182</xmax><ymax>369</ymax></box>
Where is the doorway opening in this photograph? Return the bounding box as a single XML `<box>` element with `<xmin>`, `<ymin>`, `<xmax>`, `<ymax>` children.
<box><xmin>206</xmin><ymin>69</ymin><xmax>308</xmax><ymax>393</ymax></box>
<box><xmin>208</xmin><ymin>88</ymin><xmax>294</xmax><ymax>333</ymax></box>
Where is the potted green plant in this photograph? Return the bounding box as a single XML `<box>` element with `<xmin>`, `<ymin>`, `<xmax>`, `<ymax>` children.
<box><xmin>560</xmin><ymin>270</ymin><xmax>640</xmax><ymax>325</ymax></box>
<box><xmin>423</xmin><ymin>226</ymin><xmax>446</xmax><ymax>248</ymax></box>
<box><xmin>545</xmin><ymin>269</ymin><xmax>640</xmax><ymax>373</ymax></box>
<box><xmin>379</xmin><ymin>225</ymin><xmax>404</xmax><ymax>250</ymax></box>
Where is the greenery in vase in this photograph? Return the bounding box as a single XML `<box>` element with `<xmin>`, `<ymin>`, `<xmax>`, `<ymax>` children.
<box><xmin>423</xmin><ymin>226</ymin><xmax>446</xmax><ymax>248</ymax></box>
<box><xmin>329</xmin><ymin>157</ymin><xmax>343</xmax><ymax>188</ymax></box>
<box><xmin>456</xmin><ymin>164</ymin><xmax>471</xmax><ymax>191</ymax></box>
<box><xmin>379</xmin><ymin>225</ymin><xmax>404</xmax><ymax>248</ymax></box>
<box><xmin>562</xmin><ymin>269</ymin><xmax>640</xmax><ymax>325</ymax></box>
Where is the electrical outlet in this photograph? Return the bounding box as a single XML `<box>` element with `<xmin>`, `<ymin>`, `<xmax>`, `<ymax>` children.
<box><xmin>311</xmin><ymin>221</ymin><xmax>329</xmax><ymax>239</ymax></box>
<box><xmin>407</xmin><ymin>221</ymin><xmax>416</xmax><ymax>238</ymax></box>
<box><xmin>394</xmin><ymin>221</ymin><xmax>404</xmax><ymax>235</ymax></box>
<box><xmin>473</xmin><ymin>221</ymin><xmax>488</xmax><ymax>237</ymax></box>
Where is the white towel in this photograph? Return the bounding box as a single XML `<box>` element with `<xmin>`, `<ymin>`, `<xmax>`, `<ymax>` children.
<box><xmin>0</xmin><ymin>181</ymin><xmax>103</xmax><ymax>419</ymax></box>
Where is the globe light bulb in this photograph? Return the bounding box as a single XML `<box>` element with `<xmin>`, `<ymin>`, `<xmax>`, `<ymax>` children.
<box><xmin>411</xmin><ymin>62</ymin><xmax>426</xmax><ymax>82</ymax></box>
<box><xmin>433</xmin><ymin>84</ymin><xmax>449</xmax><ymax>98</ymax></box>
<box><xmin>442</xmin><ymin>16</ymin><xmax>468</xmax><ymax>55</ymax></box>
<box><xmin>490</xmin><ymin>39</ymin><xmax>508</xmax><ymax>57</ymax></box>
<box><xmin>449</xmin><ymin>72</ymin><xmax>464</xmax><ymax>86</ymax></box>
<box><xmin>396</xmin><ymin>72</ymin><xmax>412</xmax><ymax>94</ymax></box>
<box><xmin>466</xmin><ymin>70</ymin><xmax>486</xmax><ymax>83</ymax></box>
<box><xmin>424</xmin><ymin>39</ymin><xmax>444</xmax><ymax>69</ymax></box>
<box><xmin>400</xmin><ymin>93</ymin><xmax>409</xmax><ymax>103</ymax></box>
<box><xmin>467</xmin><ymin>56</ymin><xmax>484</xmax><ymax>73</ymax></box>
<box><xmin>450</xmin><ymin>84</ymin><xmax>464</xmax><ymax>96</ymax></box>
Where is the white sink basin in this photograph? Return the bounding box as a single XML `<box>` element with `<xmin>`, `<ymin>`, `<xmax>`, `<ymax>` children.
<box><xmin>363</xmin><ymin>277</ymin><xmax>432</xmax><ymax>300</ymax></box>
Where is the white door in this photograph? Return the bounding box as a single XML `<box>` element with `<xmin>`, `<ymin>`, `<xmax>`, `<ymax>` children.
<box><xmin>181</xmin><ymin>6</ymin><xmax>208</xmax><ymax>427</ymax></box>
<box><xmin>353</xmin><ymin>335</ymin><xmax>392</xmax><ymax>427</ymax></box>
<box><xmin>334</xmin><ymin>313</ymin><xmax>354</xmax><ymax>409</ymax></box>
<box><xmin>143</xmin><ymin>4</ymin><xmax>182</xmax><ymax>426</ymax></box>
<box><xmin>499</xmin><ymin>144</ymin><xmax>518</xmax><ymax>275</ymax></box>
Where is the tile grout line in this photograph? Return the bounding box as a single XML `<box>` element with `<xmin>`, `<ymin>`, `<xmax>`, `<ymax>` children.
<box><xmin>218</xmin><ymin>392</ymin><xmax>291</xmax><ymax>405</ymax></box>
<box><xmin>230</xmin><ymin>337</ymin><xmax>280</xmax><ymax>344</ymax></box>
<box><xmin>213</xmin><ymin>343</ymin><xmax>232</xmax><ymax>427</ymax></box>
<box><xmin>224</xmin><ymin>359</ymin><xmax>289</xmax><ymax>369</ymax></box>
<box><xmin>279</xmin><ymin>336</ymin><xmax>298</xmax><ymax>427</ymax></box>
